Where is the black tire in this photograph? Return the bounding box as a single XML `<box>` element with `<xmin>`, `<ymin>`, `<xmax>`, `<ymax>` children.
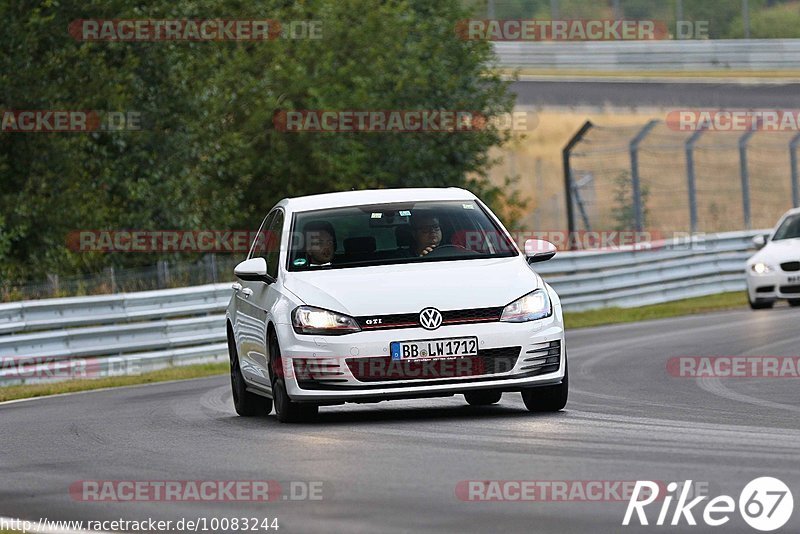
<box><xmin>748</xmin><ymin>294</ymin><xmax>774</xmax><ymax>310</ymax></box>
<box><xmin>789</xmin><ymin>300</ymin><xmax>800</xmax><ymax>307</ymax></box>
<box><xmin>228</xmin><ymin>331</ymin><xmax>272</xmax><ymax>417</ymax></box>
<box><xmin>269</xmin><ymin>333</ymin><xmax>318</xmax><ymax>424</ymax></box>
<box><xmin>464</xmin><ymin>390</ymin><xmax>502</xmax><ymax>406</ymax></box>
<box><xmin>521</xmin><ymin>359</ymin><xmax>568</xmax><ymax>413</ymax></box>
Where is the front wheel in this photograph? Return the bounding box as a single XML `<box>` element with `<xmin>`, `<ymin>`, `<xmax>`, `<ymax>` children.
<box><xmin>789</xmin><ymin>299</ymin><xmax>800</xmax><ymax>307</ymax></box>
<box><xmin>229</xmin><ymin>333</ymin><xmax>272</xmax><ymax>417</ymax></box>
<box><xmin>521</xmin><ymin>360</ymin><xmax>568</xmax><ymax>413</ymax></box>
<box><xmin>748</xmin><ymin>294</ymin><xmax>774</xmax><ymax>310</ymax></box>
<box><xmin>269</xmin><ymin>334</ymin><xmax>318</xmax><ymax>424</ymax></box>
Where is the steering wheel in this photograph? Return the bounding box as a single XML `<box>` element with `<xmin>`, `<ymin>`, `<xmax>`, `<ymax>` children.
<box><xmin>422</xmin><ymin>244</ymin><xmax>474</xmax><ymax>258</ymax></box>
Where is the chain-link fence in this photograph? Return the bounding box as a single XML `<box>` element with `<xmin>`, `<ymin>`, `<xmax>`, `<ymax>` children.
<box><xmin>0</xmin><ymin>255</ymin><xmax>238</xmax><ymax>302</ymax></box>
<box><xmin>563</xmin><ymin>120</ymin><xmax>800</xmax><ymax>243</ymax></box>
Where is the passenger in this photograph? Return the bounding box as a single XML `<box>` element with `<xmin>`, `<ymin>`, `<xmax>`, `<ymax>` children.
<box><xmin>303</xmin><ymin>221</ymin><xmax>336</xmax><ymax>267</ymax></box>
<box><xmin>411</xmin><ymin>214</ymin><xmax>442</xmax><ymax>257</ymax></box>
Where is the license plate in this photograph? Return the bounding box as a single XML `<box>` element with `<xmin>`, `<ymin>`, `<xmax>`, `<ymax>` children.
<box><xmin>789</xmin><ymin>276</ymin><xmax>800</xmax><ymax>283</ymax></box>
<box><xmin>390</xmin><ymin>337</ymin><xmax>478</xmax><ymax>361</ymax></box>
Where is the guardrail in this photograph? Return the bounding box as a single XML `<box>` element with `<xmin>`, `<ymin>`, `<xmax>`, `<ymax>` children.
<box><xmin>0</xmin><ymin>230</ymin><xmax>761</xmax><ymax>386</ymax></box>
<box><xmin>493</xmin><ymin>40</ymin><xmax>800</xmax><ymax>71</ymax></box>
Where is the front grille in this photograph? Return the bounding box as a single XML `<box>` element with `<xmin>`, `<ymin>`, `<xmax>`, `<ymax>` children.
<box><xmin>781</xmin><ymin>262</ymin><xmax>800</xmax><ymax>272</ymax></box>
<box><xmin>519</xmin><ymin>340</ymin><xmax>562</xmax><ymax>376</ymax></box>
<box><xmin>780</xmin><ymin>285</ymin><xmax>800</xmax><ymax>294</ymax></box>
<box><xmin>356</xmin><ymin>306</ymin><xmax>504</xmax><ymax>331</ymax></box>
<box><xmin>345</xmin><ymin>346</ymin><xmax>521</xmax><ymax>382</ymax></box>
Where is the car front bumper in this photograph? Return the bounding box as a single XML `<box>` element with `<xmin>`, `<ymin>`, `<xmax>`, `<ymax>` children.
<box><xmin>747</xmin><ymin>270</ymin><xmax>800</xmax><ymax>301</ymax></box>
<box><xmin>275</xmin><ymin>313</ymin><xmax>566</xmax><ymax>403</ymax></box>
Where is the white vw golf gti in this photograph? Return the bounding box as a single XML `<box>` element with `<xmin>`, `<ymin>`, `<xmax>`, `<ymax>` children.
<box><xmin>226</xmin><ymin>188</ymin><xmax>567</xmax><ymax>422</ymax></box>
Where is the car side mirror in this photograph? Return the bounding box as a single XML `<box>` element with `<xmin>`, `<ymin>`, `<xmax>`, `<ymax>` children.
<box><xmin>234</xmin><ymin>258</ymin><xmax>274</xmax><ymax>283</ymax></box>
<box><xmin>524</xmin><ymin>239</ymin><xmax>557</xmax><ymax>263</ymax></box>
<box><xmin>752</xmin><ymin>234</ymin><xmax>767</xmax><ymax>249</ymax></box>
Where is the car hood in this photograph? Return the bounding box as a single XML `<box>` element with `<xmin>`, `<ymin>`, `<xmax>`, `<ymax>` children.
<box><xmin>749</xmin><ymin>238</ymin><xmax>800</xmax><ymax>265</ymax></box>
<box><xmin>283</xmin><ymin>257</ymin><xmax>543</xmax><ymax>316</ymax></box>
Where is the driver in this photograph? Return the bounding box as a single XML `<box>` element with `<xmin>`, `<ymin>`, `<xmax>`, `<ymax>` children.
<box><xmin>411</xmin><ymin>214</ymin><xmax>442</xmax><ymax>257</ymax></box>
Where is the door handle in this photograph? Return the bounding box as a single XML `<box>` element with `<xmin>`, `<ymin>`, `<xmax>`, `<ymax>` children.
<box><xmin>241</xmin><ymin>288</ymin><xmax>253</xmax><ymax>298</ymax></box>
<box><xmin>231</xmin><ymin>283</ymin><xmax>242</xmax><ymax>292</ymax></box>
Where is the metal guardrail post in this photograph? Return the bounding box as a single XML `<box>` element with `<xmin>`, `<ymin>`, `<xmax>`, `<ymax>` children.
<box><xmin>630</xmin><ymin>120</ymin><xmax>659</xmax><ymax>233</ymax></box>
<box><xmin>562</xmin><ymin>121</ymin><xmax>593</xmax><ymax>250</ymax></box>
<box><xmin>685</xmin><ymin>128</ymin><xmax>706</xmax><ymax>234</ymax></box>
<box><xmin>739</xmin><ymin>128</ymin><xmax>757</xmax><ymax>230</ymax></box>
<box><xmin>790</xmin><ymin>133</ymin><xmax>800</xmax><ymax>208</ymax></box>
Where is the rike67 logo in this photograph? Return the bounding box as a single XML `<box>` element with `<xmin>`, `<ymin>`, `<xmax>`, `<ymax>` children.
<box><xmin>623</xmin><ymin>478</ymin><xmax>793</xmax><ymax>531</ymax></box>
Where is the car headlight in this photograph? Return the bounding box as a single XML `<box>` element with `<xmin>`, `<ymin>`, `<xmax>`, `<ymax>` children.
<box><xmin>500</xmin><ymin>289</ymin><xmax>552</xmax><ymax>323</ymax></box>
<box><xmin>750</xmin><ymin>263</ymin><xmax>773</xmax><ymax>275</ymax></box>
<box><xmin>292</xmin><ymin>306</ymin><xmax>361</xmax><ymax>335</ymax></box>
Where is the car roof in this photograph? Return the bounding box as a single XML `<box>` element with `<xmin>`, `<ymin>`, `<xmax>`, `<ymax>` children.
<box><xmin>279</xmin><ymin>188</ymin><xmax>477</xmax><ymax>212</ymax></box>
<box><xmin>783</xmin><ymin>207</ymin><xmax>800</xmax><ymax>217</ymax></box>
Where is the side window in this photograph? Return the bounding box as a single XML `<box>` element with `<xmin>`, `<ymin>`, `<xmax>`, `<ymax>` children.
<box><xmin>265</xmin><ymin>210</ymin><xmax>284</xmax><ymax>279</ymax></box>
<box><xmin>249</xmin><ymin>212</ymin><xmax>275</xmax><ymax>260</ymax></box>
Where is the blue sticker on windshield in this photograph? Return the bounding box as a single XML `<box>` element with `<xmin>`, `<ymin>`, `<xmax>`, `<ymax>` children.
<box><xmin>399</xmin><ymin>210</ymin><xmax>411</xmax><ymax>217</ymax></box>
<box><xmin>293</xmin><ymin>258</ymin><xmax>307</xmax><ymax>266</ymax></box>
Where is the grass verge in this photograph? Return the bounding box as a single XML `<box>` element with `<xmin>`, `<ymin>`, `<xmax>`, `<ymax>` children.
<box><xmin>564</xmin><ymin>291</ymin><xmax>747</xmax><ymax>329</ymax></box>
<box><xmin>0</xmin><ymin>362</ymin><xmax>228</xmax><ymax>403</ymax></box>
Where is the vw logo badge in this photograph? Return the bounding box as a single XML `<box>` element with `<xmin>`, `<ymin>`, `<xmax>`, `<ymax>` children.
<box><xmin>419</xmin><ymin>308</ymin><xmax>443</xmax><ymax>330</ymax></box>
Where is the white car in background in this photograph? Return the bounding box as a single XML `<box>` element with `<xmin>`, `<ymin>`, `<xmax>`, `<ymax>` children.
<box><xmin>746</xmin><ymin>207</ymin><xmax>800</xmax><ymax>310</ymax></box>
<box><xmin>226</xmin><ymin>188</ymin><xmax>567</xmax><ymax>423</ymax></box>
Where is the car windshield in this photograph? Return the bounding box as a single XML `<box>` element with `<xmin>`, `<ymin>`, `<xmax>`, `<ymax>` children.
<box><xmin>287</xmin><ymin>200</ymin><xmax>517</xmax><ymax>271</ymax></box>
<box><xmin>772</xmin><ymin>214</ymin><xmax>800</xmax><ymax>241</ymax></box>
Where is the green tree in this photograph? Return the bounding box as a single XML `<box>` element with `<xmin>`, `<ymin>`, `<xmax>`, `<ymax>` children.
<box><xmin>1</xmin><ymin>0</ymin><xmax>519</xmax><ymax>282</ymax></box>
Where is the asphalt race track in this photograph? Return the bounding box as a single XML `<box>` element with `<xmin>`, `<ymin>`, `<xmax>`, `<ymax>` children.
<box><xmin>511</xmin><ymin>80</ymin><xmax>800</xmax><ymax>108</ymax></box>
<box><xmin>2</xmin><ymin>306</ymin><xmax>799</xmax><ymax>533</ymax></box>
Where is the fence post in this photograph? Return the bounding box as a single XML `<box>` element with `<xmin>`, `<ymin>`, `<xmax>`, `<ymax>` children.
<box><xmin>742</xmin><ymin>0</ymin><xmax>751</xmax><ymax>39</ymax></box>
<box><xmin>685</xmin><ymin>127</ymin><xmax>706</xmax><ymax>234</ymax></box>
<box><xmin>108</xmin><ymin>266</ymin><xmax>117</xmax><ymax>293</ymax></box>
<box><xmin>562</xmin><ymin>121</ymin><xmax>593</xmax><ymax>250</ymax></box>
<box><xmin>630</xmin><ymin>120</ymin><xmax>659</xmax><ymax>233</ymax></box>
<box><xmin>210</xmin><ymin>254</ymin><xmax>218</xmax><ymax>284</ymax></box>
<box><xmin>739</xmin><ymin>128</ymin><xmax>757</xmax><ymax>230</ymax></box>
<box><xmin>47</xmin><ymin>273</ymin><xmax>60</xmax><ymax>297</ymax></box>
<box><xmin>790</xmin><ymin>132</ymin><xmax>800</xmax><ymax>208</ymax></box>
